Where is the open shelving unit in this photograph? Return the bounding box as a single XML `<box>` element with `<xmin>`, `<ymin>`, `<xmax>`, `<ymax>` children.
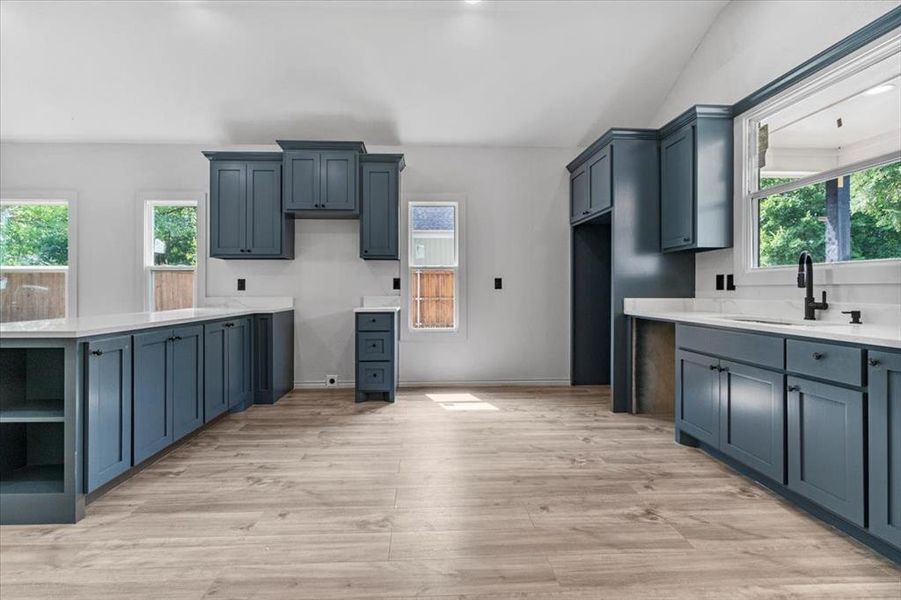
<box><xmin>0</xmin><ymin>347</ymin><xmax>67</xmax><ymax>496</ymax></box>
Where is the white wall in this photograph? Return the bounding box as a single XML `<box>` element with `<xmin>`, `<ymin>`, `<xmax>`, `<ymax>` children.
<box><xmin>653</xmin><ymin>0</ymin><xmax>901</xmax><ymax>305</ymax></box>
<box><xmin>0</xmin><ymin>142</ymin><xmax>573</xmax><ymax>386</ymax></box>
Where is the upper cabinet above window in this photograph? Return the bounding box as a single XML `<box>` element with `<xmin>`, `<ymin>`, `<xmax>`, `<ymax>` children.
<box><xmin>659</xmin><ymin>105</ymin><xmax>734</xmax><ymax>253</ymax></box>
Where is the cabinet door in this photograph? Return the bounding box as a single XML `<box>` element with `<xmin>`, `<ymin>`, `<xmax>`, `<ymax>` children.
<box><xmin>246</xmin><ymin>161</ymin><xmax>283</xmax><ymax>256</ymax></box>
<box><xmin>284</xmin><ymin>150</ymin><xmax>320</xmax><ymax>210</ymax></box>
<box><xmin>719</xmin><ymin>361</ymin><xmax>785</xmax><ymax>482</ymax></box>
<box><xmin>787</xmin><ymin>376</ymin><xmax>865</xmax><ymax>526</ymax></box>
<box><xmin>133</xmin><ymin>329</ymin><xmax>174</xmax><ymax>464</ymax></box>
<box><xmin>210</xmin><ymin>161</ymin><xmax>247</xmax><ymax>256</ymax></box>
<box><xmin>172</xmin><ymin>325</ymin><xmax>204</xmax><ymax>441</ymax></box>
<box><xmin>226</xmin><ymin>318</ymin><xmax>253</xmax><ymax>410</ymax></box>
<box><xmin>86</xmin><ymin>335</ymin><xmax>132</xmax><ymax>492</ymax></box>
<box><xmin>868</xmin><ymin>351</ymin><xmax>901</xmax><ymax>548</ymax></box>
<box><xmin>203</xmin><ymin>322</ymin><xmax>228</xmax><ymax>422</ymax></box>
<box><xmin>661</xmin><ymin>123</ymin><xmax>695</xmax><ymax>250</ymax></box>
<box><xmin>360</xmin><ymin>161</ymin><xmax>398</xmax><ymax>259</ymax></box>
<box><xmin>676</xmin><ymin>350</ymin><xmax>720</xmax><ymax>446</ymax></box>
<box><xmin>587</xmin><ymin>147</ymin><xmax>612</xmax><ymax>214</ymax></box>
<box><xmin>320</xmin><ymin>151</ymin><xmax>357</xmax><ymax>211</ymax></box>
<box><xmin>570</xmin><ymin>165</ymin><xmax>589</xmax><ymax>223</ymax></box>
<box><xmin>254</xmin><ymin>315</ymin><xmax>272</xmax><ymax>404</ymax></box>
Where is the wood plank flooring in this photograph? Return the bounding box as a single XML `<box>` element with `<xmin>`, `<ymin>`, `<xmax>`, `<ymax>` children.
<box><xmin>1</xmin><ymin>386</ymin><xmax>898</xmax><ymax>599</ymax></box>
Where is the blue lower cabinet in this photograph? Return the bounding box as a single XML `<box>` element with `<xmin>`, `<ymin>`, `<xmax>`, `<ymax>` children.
<box><xmin>718</xmin><ymin>361</ymin><xmax>785</xmax><ymax>483</ymax></box>
<box><xmin>787</xmin><ymin>376</ymin><xmax>865</xmax><ymax>526</ymax></box>
<box><xmin>355</xmin><ymin>311</ymin><xmax>398</xmax><ymax>403</ymax></box>
<box><xmin>676</xmin><ymin>350</ymin><xmax>720</xmax><ymax>446</ymax></box>
<box><xmin>132</xmin><ymin>330</ymin><xmax>174</xmax><ymax>465</ymax></box>
<box><xmin>204</xmin><ymin>322</ymin><xmax>228</xmax><ymax>421</ymax></box>
<box><xmin>85</xmin><ymin>335</ymin><xmax>132</xmax><ymax>492</ymax></box>
<box><xmin>868</xmin><ymin>351</ymin><xmax>901</xmax><ymax>548</ymax></box>
<box><xmin>227</xmin><ymin>318</ymin><xmax>252</xmax><ymax>410</ymax></box>
<box><xmin>172</xmin><ymin>325</ymin><xmax>204</xmax><ymax>441</ymax></box>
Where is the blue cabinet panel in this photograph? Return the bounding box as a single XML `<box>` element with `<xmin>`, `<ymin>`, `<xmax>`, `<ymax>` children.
<box><xmin>587</xmin><ymin>147</ymin><xmax>612</xmax><ymax>214</ymax></box>
<box><xmin>569</xmin><ymin>165</ymin><xmax>589</xmax><ymax>223</ymax></box>
<box><xmin>172</xmin><ymin>325</ymin><xmax>203</xmax><ymax>441</ymax></box>
<box><xmin>132</xmin><ymin>330</ymin><xmax>173</xmax><ymax>465</ymax></box>
<box><xmin>246</xmin><ymin>161</ymin><xmax>283</xmax><ymax>257</ymax></box>
<box><xmin>660</xmin><ymin>123</ymin><xmax>694</xmax><ymax>250</ymax></box>
<box><xmin>868</xmin><ymin>350</ymin><xmax>901</xmax><ymax>549</ymax></box>
<box><xmin>226</xmin><ymin>318</ymin><xmax>252</xmax><ymax>410</ymax></box>
<box><xmin>86</xmin><ymin>335</ymin><xmax>132</xmax><ymax>492</ymax></box>
<box><xmin>284</xmin><ymin>150</ymin><xmax>320</xmax><ymax>210</ymax></box>
<box><xmin>360</xmin><ymin>157</ymin><xmax>401</xmax><ymax>260</ymax></box>
<box><xmin>320</xmin><ymin>151</ymin><xmax>357</xmax><ymax>211</ymax></box>
<box><xmin>787</xmin><ymin>376</ymin><xmax>864</xmax><ymax>526</ymax></box>
<box><xmin>355</xmin><ymin>311</ymin><xmax>398</xmax><ymax>403</ymax></box>
<box><xmin>203</xmin><ymin>322</ymin><xmax>228</xmax><ymax>422</ymax></box>
<box><xmin>719</xmin><ymin>361</ymin><xmax>785</xmax><ymax>482</ymax></box>
<box><xmin>786</xmin><ymin>339</ymin><xmax>863</xmax><ymax>387</ymax></box>
<box><xmin>210</xmin><ymin>162</ymin><xmax>246</xmax><ymax>256</ymax></box>
<box><xmin>676</xmin><ymin>349</ymin><xmax>720</xmax><ymax>446</ymax></box>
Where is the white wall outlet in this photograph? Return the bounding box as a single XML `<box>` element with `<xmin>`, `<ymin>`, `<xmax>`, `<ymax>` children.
<box><xmin>325</xmin><ymin>375</ymin><xmax>338</xmax><ymax>387</ymax></box>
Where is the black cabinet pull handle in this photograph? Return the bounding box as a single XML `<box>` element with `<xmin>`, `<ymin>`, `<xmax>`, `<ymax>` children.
<box><xmin>812</xmin><ymin>352</ymin><xmax>824</xmax><ymax>360</ymax></box>
<box><xmin>582</xmin><ymin>210</ymin><xmax>590</xmax><ymax>215</ymax></box>
<box><xmin>708</xmin><ymin>364</ymin><xmax>718</xmax><ymax>371</ymax></box>
<box><xmin>719</xmin><ymin>366</ymin><xmax>729</xmax><ymax>373</ymax></box>
<box><xmin>788</xmin><ymin>385</ymin><xmax>800</xmax><ymax>392</ymax></box>
<box><xmin>174</xmin><ymin>336</ymin><xmax>182</xmax><ymax>341</ymax></box>
<box><xmin>682</xmin><ymin>237</ymin><xmax>691</xmax><ymax>242</ymax></box>
<box><xmin>168</xmin><ymin>336</ymin><xmax>176</xmax><ymax>342</ymax></box>
<box><xmin>869</xmin><ymin>358</ymin><xmax>880</xmax><ymax>367</ymax></box>
<box><xmin>363</xmin><ymin>250</ymin><xmax>368</xmax><ymax>254</ymax></box>
<box><xmin>91</xmin><ymin>349</ymin><xmax>103</xmax><ymax>356</ymax></box>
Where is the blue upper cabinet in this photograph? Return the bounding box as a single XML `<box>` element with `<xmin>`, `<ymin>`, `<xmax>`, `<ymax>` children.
<box><xmin>277</xmin><ymin>141</ymin><xmax>366</xmax><ymax>217</ymax></box>
<box><xmin>360</xmin><ymin>154</ymin><xmax>404</xmax><ymax>260</ymax></box>
<box><xmin>659</xmin><ymin>105</ymin><xmax>733</xmax><ymax>252</ymax></box>
<box><xmin>205</xmin><ymin>152</ymin><xmax>295</xmax><ymax>260</ymax></box>
<box><xmin>568</xmin><ymin>144</ymin><xmax>613</xmax><ymax>225</ymax></box>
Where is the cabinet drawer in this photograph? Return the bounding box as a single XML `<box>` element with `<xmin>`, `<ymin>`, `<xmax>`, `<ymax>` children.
<box><xmin>357</xmin><ymin>361</ymin><xmax>394</xmax><ymax>391</ymax></box>
<box><xmin>786</xmin><ymin>339</ymin><xmax>863</xmax><ymax>387</ymax></box>
<box><xmin>676</xmin><ymin>325</ymin><xmax>783</xmax><ymax>370</ymax></box>
<box><xmin>356</xmin><ymin>312</ymin><xmax>394</xmax><ymax>332</ymax></box>
<box><xmin>357</xmin><ymin>332</ymin><xmax>393</xmax><ymax>362</ymax></box>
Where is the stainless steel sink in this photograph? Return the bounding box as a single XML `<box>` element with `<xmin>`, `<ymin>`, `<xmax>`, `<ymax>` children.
<box><xmin>718</xmin><ymin>315</ymin><xmax>835</xmax><ymax>327</ymax></box>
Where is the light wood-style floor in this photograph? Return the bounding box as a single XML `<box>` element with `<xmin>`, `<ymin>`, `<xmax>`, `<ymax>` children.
<box><xmin>1</xmin><ymin>386</ymin><xmax>898</xmax><ymax>599</ymax></box>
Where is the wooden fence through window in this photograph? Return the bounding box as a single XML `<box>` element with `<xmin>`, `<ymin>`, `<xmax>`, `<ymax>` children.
<box><xmin>0</xmin><ymin>270</ymin><xmax>67</xmax><ymax>323</ymax></box>
<box><xmin>411</xmin><ymin>269</ymin><xmax>455</xmax><ymax>329</ymax></box>
<box><xmin>153</xmin><ymin>270</ymin><xmax>194</xmax><ymax>312</ymax></box>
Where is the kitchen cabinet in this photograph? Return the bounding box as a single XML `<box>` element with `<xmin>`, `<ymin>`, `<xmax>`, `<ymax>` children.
<box><xmin>569</xmin><ymin>164</ymin><xmax>589</xmax><ymax>223</ymax></box>
<box><xmin>132</xmin><ymin>330</ymin><xmax>174</xmax><ymax>465</ymax></box>
<box><xmin>719</xmin><ymin>360</ymin><xmax>785</xmax><ymax>482</ymax></box>
<box><xmin>659</xmin><ymin>105</ymin><xmax>732</xmax><ymax>252</ymax></box>
<box><xmin>569</xmin><ymin>145</ymin><xmax>612</xmax><ymax>225</ymax></box>
<box><xmin>172</xmin><ymin>325</ymin><xmax>204</xmax><ymax>441</ymax></box>
<box><xmin>355</xmin><ymin>311</ymin><xmax>399</xmax><ymax>403</ymax></box>
<box><xmin>868</xmin><ymin>350</ymin><xmax>901</xmax><ymax>548</ymax></box>
<box><xmin>253</xmin><ymin>311</ymin><xmax>295</xmax><ymax>405</ymax></box>
<box><xmin>204</xmin><ymin>318</ymin><xmax>252</xmax><ymax>417</ymax></box>
<box><xmin>787</xmin><ymin>376</ymin><xmax>865</xmax><ymax>526</ymax></box>
<box><xmin>360</xmin><ymin>154</ymin><xmax>404</xmax><ymax>260</ymax></box>
<box><xmin>85</xmin><ymin>335</ymin><xmax>132</xmax><ymax>492</ymax></box>
<box><xmin>278</xmin><ymin>141</ymin><xmax>366</xmax><ymax>216</ymax></box>
<box><xmin>676</xmin><ymin>349</ymin><xmax>721</xmax><ymax>446</ymax></box>
<box><xmin>205</xmin><ymin>152</ymin><xmax>295</xmax><ymax>260</ymax></box>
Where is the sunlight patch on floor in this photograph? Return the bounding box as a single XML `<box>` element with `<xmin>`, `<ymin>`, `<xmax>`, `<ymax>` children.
<box><xmin>427</xmin><ymin>393</ymin><xmax>484</xmax><ymax>403</ymax></box>
<box><xmin>439</xmin><ymin>402</ymin><xmax>499</xmax><ymax>411</ymax></box>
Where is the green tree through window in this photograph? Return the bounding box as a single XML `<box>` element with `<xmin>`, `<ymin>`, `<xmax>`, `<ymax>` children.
<box><xmin>153</xmin><ymin>205</ymin><xmax>197</xmax><ymax>266</ymax></box>
<box><xmin>758</xmin><ymin>161</ymin><xmax>901</xmax><ymax>267</ymax></box>
<box><xmin>0</xmin><ymin>204</ymin><xmax>69</xmax><ymax>266</ymax></box>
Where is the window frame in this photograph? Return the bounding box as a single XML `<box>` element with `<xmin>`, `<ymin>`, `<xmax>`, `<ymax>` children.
<box><xmin>401</xmin><ymin>194</ymin><xmax>467</xmax><ymax>342</ymax></box>
<box><xmin>137</xmin><ymin>191</ymin><xmax>205</xmax><ymax>312</ymax></box>
<box><xmin>0</xmin><ymin>190</ymin><xmax>78</xmax><ymax>320</ymax></box>
<box><xmin>734</xmin><ymin>29</ymin><xmax>901</xmax><ymax>288</ymax></box>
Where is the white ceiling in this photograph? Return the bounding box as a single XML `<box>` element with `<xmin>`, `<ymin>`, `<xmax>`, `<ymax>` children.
<box><xmin>0</xmin><ymin>0</ymin><xmax>728</xmax><ymax>147</ymax></box>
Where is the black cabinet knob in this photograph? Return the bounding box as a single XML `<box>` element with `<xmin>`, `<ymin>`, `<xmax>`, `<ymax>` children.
<box><xmin>869</xmin><ymin>358</ymin><xmax>881</xmax><ymax>367</ymax></box>
<box><xmin>91</xmin><ymin>349</ymin><xmax>103</xmax><ymax>356</ymax></box>
<box><xmin>812</xmin><ymin>352</ymin><xmax>824</xmax><ymax>360</ymax></box>
<box><xmin>682</xmin><ymin>237</ymin><xmax>691</xmax><ymax>243</ymax></box>
<box><xmin>718</xmin><ymin>366</ymin><xmax>729</xmax><ymax>373</ymax></box>
<box><xmin>788</xmin><ymin>385</ymin><xmax>800</xmax><ymax>392</ymax></box>
<box><xmin>708</xmin><ymin>364</ymin><xmax>718</xmax><ymax>371</ymax></box>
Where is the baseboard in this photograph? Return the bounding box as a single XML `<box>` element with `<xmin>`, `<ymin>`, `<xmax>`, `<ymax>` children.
<box><xmin>292</xmin><ymin>378</ymin><xmax>571</xmax><ymax>389</ymax></box>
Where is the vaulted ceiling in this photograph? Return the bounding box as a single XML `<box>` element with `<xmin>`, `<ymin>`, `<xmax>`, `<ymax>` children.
<box><xmin>0</xmin><ymin>0</ymin><xmax>728</xmax><ymax>147</ymax></box>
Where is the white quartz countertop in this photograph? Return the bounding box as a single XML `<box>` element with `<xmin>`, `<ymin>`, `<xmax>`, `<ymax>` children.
<box><xmin>353</xmin><ymin>307</ymin><xmax>401</xmax><ymax>313</ymax></box>
<box><xmin>624</xmin><ymin>298</ymin><xmax>901</xmax><ymax>349</ymax></box>
<box><xmin>0</xmin><ymin>297</ymin><xmax>294</xmax><ymax>339</ymax></box>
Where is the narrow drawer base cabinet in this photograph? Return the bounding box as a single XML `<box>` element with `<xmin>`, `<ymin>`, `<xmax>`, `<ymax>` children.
<box><xmin>0</xmin><ymin>309</ymin><xmax>295</xmax><ymax>524</ymax></box>
<box><xmin>355</xmin><ymin>310</ymin><xmax>399</xmax><ymax>403</ymax></box>
<box><xmin>674</xmin><ymin>324</ymin><xmax>900</xmax><ymax>562</ymax></box>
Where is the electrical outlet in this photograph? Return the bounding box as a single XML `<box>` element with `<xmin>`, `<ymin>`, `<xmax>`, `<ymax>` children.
<box><xmin>393</xmin><ymin>277</ymin><xmax>401</xmax><ymax>290</ymax></box>
<box><xmin>494</xmin><ymin>277</ymin><xmax>503</xmax><ymax>290</ymax></box>
<box><xmin>726</xmin><ymin>274</ymin><xmax>736</xmax><ymax>291</ymax></box>
<box><xmin>325</xmin><ymin>374</ymin><xmax>338</xmax><ymax>387</ymax></box>
<box><xmin>237</xmin><ymin>278</ymin><xmax>246</xmax><ymax>291</ymax></box>
<box><xmin>715</xmin><ymin>274</ymin><xmax>724</xmax><ymax>290</ymax></box>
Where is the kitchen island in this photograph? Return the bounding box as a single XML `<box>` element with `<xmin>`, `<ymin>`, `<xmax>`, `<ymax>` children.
<box><xmin>0</xmin><ymin>299</ymin><xmax>294</xmax><ymax>524</ymax></box>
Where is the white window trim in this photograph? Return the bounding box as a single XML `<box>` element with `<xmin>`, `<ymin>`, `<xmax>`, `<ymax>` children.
<box><xmin>136</xmin><ymin>191</ymin><xmax>206</xmax><ymax>312</ymax></box>
<box><xmin>733</xmin><ymin>29</ymin><xmax>901</xmax><ymax>288</ymax></box>
<box><xmin>0</xmin><ymin>190</ymin><xmax>78</xmax><ymax>319</ymax></box>
<box><xmin>400</xmin><ymin>194</ymin><xmax>467</xmax><ymax>342</ymax></box>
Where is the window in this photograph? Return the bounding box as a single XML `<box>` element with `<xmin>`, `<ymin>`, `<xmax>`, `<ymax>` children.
<box><xmin>0</xmin><ymin>199</ymin><xmax>74</xmax><ymax>323</ymax></box>
<box><xmin>144</xmin><ymin>200</ymin><xmax>197</xmax><ymax>312</ymax></box>
<box><xmin>741</xmin><ymin>31</ymin><xmax>901</xmax><ymax>276</ymax></box>
<box><xmin>408</xmin><ymin>202</ymin><xmax>458</xmax><ymax>330</ymax></box>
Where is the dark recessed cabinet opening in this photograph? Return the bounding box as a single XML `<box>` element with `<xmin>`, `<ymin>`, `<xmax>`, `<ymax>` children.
<box><xmin>0</xmin><ymin>348</ymin><xmax>65</xmax><ymax>422</ymax></box>
<box><xmin>571</xmin><ymin>218</ymin><xmax>612</xmax><ymax>385</ymax></box>
<box><xmin>0</xmin><ymin>422</ymin><xmax>65</xmax><ymax>494</ymax></box>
